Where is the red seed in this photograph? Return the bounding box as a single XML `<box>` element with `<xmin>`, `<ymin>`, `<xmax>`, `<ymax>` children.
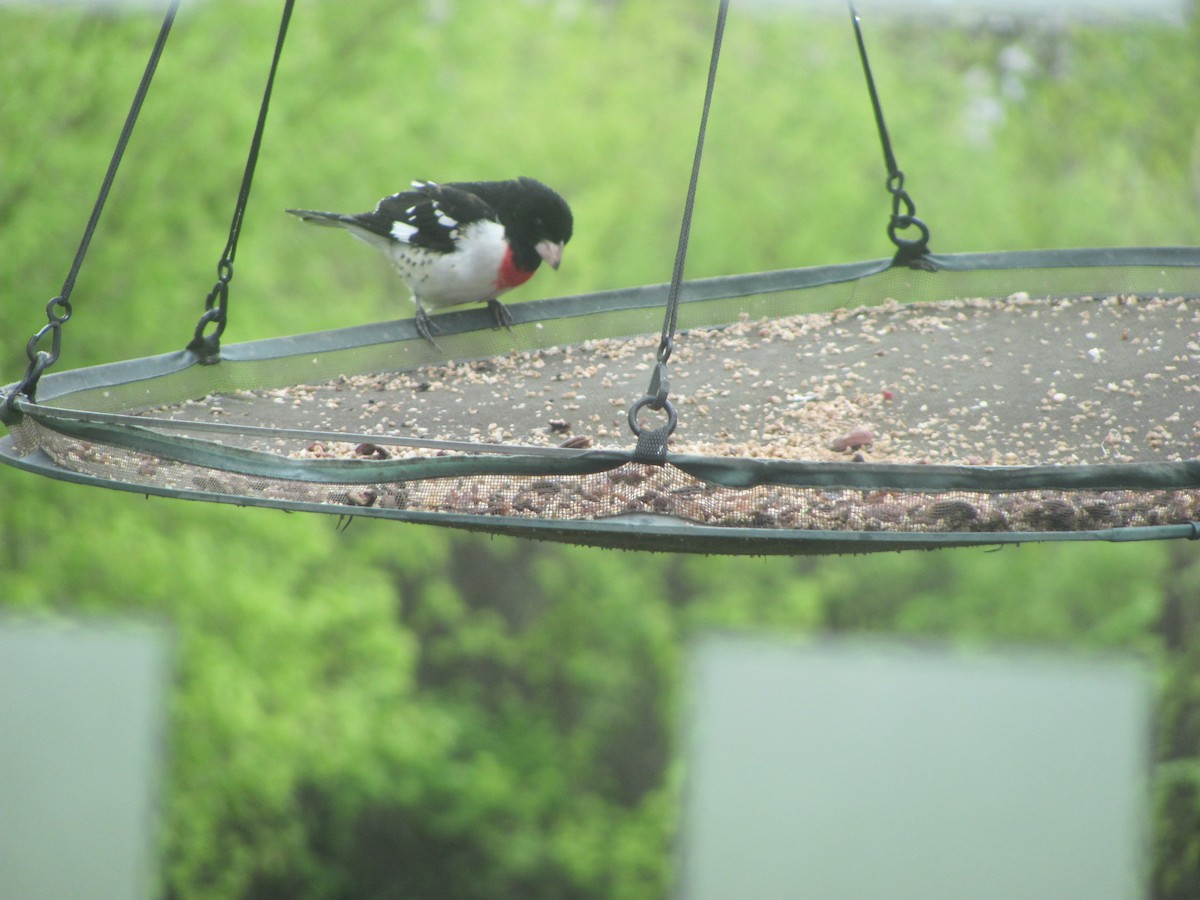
<box><xmin>829</xmin><ymin>427</ymin><xmax>875</xmax><ymax>452</ymax></box>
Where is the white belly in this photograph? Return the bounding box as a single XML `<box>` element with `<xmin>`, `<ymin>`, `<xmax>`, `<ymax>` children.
<box><xmin>385</xmin><ymin>220</ymin><xmax>508</xmax><ymax>310</ymax></box>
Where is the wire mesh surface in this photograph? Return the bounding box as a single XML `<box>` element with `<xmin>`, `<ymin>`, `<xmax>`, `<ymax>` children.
<box><xmin>139</xmin><ymin>292</ymin><xmax>1197</xmax><ymax>465</ymax></box>
<box><xmin>3</xmin><ymin>250</ymin><xmax>1199</xmax><ymax>553</ymax></box>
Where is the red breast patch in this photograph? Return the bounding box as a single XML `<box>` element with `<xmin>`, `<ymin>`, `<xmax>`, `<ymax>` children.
<box><xmin>494</xmin><ymin>245</ymin><xmax>536</xmax><ymax>292</ymax></box>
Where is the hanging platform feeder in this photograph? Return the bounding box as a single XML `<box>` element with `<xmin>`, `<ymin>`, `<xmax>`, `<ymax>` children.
<box><xmin>5</xmin><ymin>248</ymin><xmax>1199</xmax><ymax>554</ymax></box>
<box><xmin>2</xmin><ymin>2</ymin><xmax>1197</xmax><ymax>555</ymax></box>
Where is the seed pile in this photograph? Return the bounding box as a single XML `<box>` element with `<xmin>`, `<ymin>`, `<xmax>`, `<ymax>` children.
<box><xmin>153</xmin><ymin>293</ymin><xmax>1200</xmax><ymax>466</ymax></box>
<box><xmin>33</xmin><ymin>425</ymin><xmax>1200</xmax><ymax>534</ymax></box>
<box><xmin>36</xmin><ymin>292</ymin><xmax>1193</xmax><ymax>533</ymax></box>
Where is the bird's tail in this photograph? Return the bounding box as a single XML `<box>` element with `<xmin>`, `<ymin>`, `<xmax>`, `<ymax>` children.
<box><xmin>285</xmin><ymin>208</ymin><xmax>348</xmax><ymax>227</ymax></box>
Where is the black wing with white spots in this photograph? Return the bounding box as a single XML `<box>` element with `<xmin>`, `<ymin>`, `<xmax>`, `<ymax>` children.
<box><xmin>347</xmin><ymin>181</ymin><xmax>499</xmax><ymax>254</ymax></box>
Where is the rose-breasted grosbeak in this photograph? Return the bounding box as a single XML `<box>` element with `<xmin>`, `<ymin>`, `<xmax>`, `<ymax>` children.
<box><xmin>287</xmin><ymin>177</ymin><xmax>573</xmax><ymax>345</ymax></box>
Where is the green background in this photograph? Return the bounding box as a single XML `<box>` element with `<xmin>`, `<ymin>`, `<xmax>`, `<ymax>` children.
<box><xmin>2</xmin><ymin>1</ymin><xmax>1198</xmax><ymax>897</ymax></box>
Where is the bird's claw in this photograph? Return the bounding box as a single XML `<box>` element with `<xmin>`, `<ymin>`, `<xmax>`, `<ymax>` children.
<box><xmin>414</xmin><ymin>308</ymin><xmax>442</xmax><ymax>349</ymax></box>
<box><xmin>487</xmin><ymin>298</ymin><xmax>515</xmax><ymax>332</ymax></box>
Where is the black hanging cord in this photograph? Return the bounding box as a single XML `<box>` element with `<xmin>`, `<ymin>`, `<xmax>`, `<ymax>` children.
<box><xmin>850</xmin><ymin>2</ymin><xmax>934</xmax><ymax>269</ymax></box>
<box><xmin>1</xmin><ymin>1</ymin><xmax>181</xmax><ymax>424</ymax></box>
<box><xmin>188</xmin><ymin>0</ymin><xmax>295</xmax><ymax>364</ymax></box>
<box><xmin>628</xmin><ymin>0</ymin><xmax>728</xmax><ymax>463</ymax></box>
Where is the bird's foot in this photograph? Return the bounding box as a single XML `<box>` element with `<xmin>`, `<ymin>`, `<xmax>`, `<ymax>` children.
<box><xmin>414</xmin><ymin>307</ymin><xmax>442</xmax><ymax>349</ymax></box>
<box><xmin>487</xmin><ymin>298</ymin><xmax>515</xmax><ymax>332</ymax></box>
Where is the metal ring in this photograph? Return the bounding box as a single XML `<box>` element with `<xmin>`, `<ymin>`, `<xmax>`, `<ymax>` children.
<box><xmin>628</xmin><ymin>396</ymin><xmax>678</xmax><ymax>437</ymax></box>
<box><xmin>46</xmin><ymin>296</ymin><xmax>72</xmax><ymax>324</ymax></box>
<box><xmin>888</xmin><ymin>214</ymin><xmax>930</xmax><ymax>250</ymax></box>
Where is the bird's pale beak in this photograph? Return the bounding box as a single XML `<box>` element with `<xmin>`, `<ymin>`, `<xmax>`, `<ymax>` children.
<box><xmin>536</xmin><ymin>239</ymin><xmax>564</xmax><ymax>270</ymax></box>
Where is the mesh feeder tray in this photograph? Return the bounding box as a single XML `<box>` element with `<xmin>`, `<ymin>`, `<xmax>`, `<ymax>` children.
<box><xmin>4</xmin><ymin>249</ymin><xmax>1199</xmax><ymax>554</ymax></box>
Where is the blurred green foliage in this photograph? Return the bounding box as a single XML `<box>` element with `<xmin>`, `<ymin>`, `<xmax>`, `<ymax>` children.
<box><xmin>2</xmin><ymin>1</ymin><xmax>1198</xmax><ymax>897</ymax></box>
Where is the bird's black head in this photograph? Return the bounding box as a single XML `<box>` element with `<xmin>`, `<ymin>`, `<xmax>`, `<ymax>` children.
<box><xmin>462</xmin><ymin>177</ymin><xmax>574</xmax><ymax>272</ymax></box>
<box><xmin>508</xmin><ymin>176</ymin><xmax>574</xmax><ymax>244</ymax></box>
